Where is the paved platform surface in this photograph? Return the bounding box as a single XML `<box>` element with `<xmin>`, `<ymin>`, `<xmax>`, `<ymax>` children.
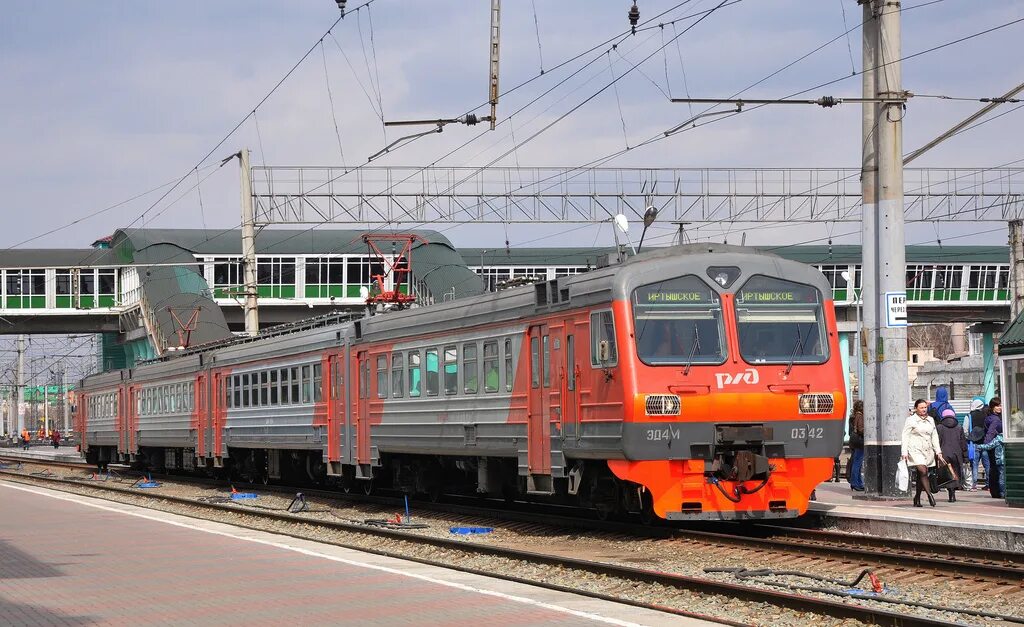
<box><xmin>0</xmin><ymin>446</ymin><xmax>85</xmax><ymax>464</ymax></box>
<box><xmin>0</xmin><ymin>481</ymin><xmax>702</xmax><ymax>626</ymax></box>
<box><xmin>810</xmin><ymin>481</ymin><xmax>1023</xmax><ymax>550</ymax></box>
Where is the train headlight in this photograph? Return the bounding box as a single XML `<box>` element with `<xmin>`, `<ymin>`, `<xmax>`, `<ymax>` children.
<box><xmin>645</xmin><ymin>394</ymin><xmax>681</xmax><ymax>416</ymax></box>
<box><xmin>798</xmin><ymin>393</ymin><xmax>834</xmax><ymax>414</ymax></box>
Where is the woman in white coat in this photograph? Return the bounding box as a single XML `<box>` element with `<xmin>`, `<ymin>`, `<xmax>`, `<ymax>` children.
<box><xmin>902</xmin><ymin>399</ymin><xmax>946</xmax><ymax>507</ymax></box>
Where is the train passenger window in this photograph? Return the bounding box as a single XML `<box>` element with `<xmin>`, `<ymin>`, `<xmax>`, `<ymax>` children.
<box><xmin>313</xmin><ymin>363</ymin><xmax>323</xmax><ymax>402</ymax></box>
<box><xmin>377</xmin><ymin>356</ymin><xmax>388</xmax><ymax>399</ymax></box>
<box><xmin>291</xmin><ymin>367</ymin><xmax>300</xmax><ymax>404</ymax></box>
<box><xmin>241</xmin><ymin>374</ymin><xmax>250</xmax><ymax>408</ymax></box>
<box><xmin>302</xmin><ymin>365</ymin><xmax>312</xmax><ymax>403</ymax></box>
<box><xmin>504</xmin><ymin>338</ymin><xmax>514</xmax><ymax>392</ymax></box>
<box><xmin>567</xmin><ymin>335</ymin><xmax>575</xmax><ymax>391</ymax></box>
<box><xmin>408</xmin><ymin>351</ymin><xmax>422</xmax><ymax>397</ymax></box>
<box><xmin>463</xmin><ymin>344</ymin><xmax>478</xmax><ymax>394</ymax></box>
<box><xmin>444</xmin><ymin>346</ymin><xmax>458</xmax><ymax>395</ymax></box>
<box><xmin>260</xmin><ymin>372</ymin><xmax>269</xmax><ymax>406</ymax></box>
<box><xmin>735</xmin><ymin>275</ymin><xmax>828</xmax><ymax>365</ymax></box>
<box><xmin>589</xmin><ymin>310</ymin><xmax>618</xmax><ymax>367</ymax></box>
<box><xmin>392</xmin><ymin>353</ymin><xmax>404</xmax><ymax>398</ymax></box>
<box><xmin>270</xmin><ymin>370</ymin><xmax>279</xmax><ymax>404</ymax></box>
<box><xmin>483</xmin><ymin>342</ymin><xmax>499</xmax><ymax>393</ymax></box>
<box><xmin>530</xmin><ymin>337</ymin><xmax>540</xmax><ymax>389</ymax></box>
<box><xmin>632</xmin><ymin>277</ymin><xmax>725</xmax><ymax>366</ymax></box>
<box><xmin>542</xmin><ymin>336</ymin><xmax>550</xmax><ymax>388</ymax></box>
<box><xmin>425</xmin><ymin>348</ymin><xmax>439</xmax><ymax>396</ymax></box>
<box><xmin>281</xmin><ymin>369</ymin><xmax>291</xmax><ymax>404</ymax></box>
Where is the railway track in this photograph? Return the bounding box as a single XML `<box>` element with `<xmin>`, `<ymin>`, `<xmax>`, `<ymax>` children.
<box><xmin>3</xmin><ymin>457</ymin><xmax>1022</xmax><ymax>626</ymax></box>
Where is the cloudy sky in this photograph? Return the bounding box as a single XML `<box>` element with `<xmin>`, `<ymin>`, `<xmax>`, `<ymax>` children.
<box><xmin>2</xmin><ymin>0</ymin><xmax>1023</xmax><ymax>253</ymax></box>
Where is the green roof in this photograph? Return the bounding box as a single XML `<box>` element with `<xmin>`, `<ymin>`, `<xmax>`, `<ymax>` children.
<box><xmin>999</xmin><ymin>311</ymin><xmax>1024</xmax><ymax>354</ymax></box>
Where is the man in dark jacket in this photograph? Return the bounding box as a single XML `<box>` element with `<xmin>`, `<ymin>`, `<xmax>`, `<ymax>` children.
<box><xmin>848</xmin><ymin>400</ymin><xmax>865</xmax><ymax>491</ymax></box>
<box><xmin>937</xmin><ymin>409</ymin><xmax>967</xmax><ymax>501</ymax></box>
<box><xmin>984</xmin><ymin>398</ymin><xmax>1003</xmax><ymax>498</ymax></box>
<box><xmin>967</xmin><ymin>397</ymin><xmax>988</xmax><ymax>489</ymax></box>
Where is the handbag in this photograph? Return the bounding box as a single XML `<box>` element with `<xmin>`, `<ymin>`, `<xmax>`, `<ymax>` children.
<box><xmin>935</xmin><ymin>460</ymin><xmax>959</xmax><ymax>489</ymax></box>
<box><xmin>895</xmin><ymin>462</ymin><xmax>909</xmax><ymax>491</ymax></box>
<box><xmin>926</xmin><ymin>466</ymin><xmax>940</xmax><ymax>493</ymax></box>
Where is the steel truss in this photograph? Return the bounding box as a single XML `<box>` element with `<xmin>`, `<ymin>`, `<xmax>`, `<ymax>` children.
<box><xmin>250</xmin><ymin>166</ymin><xmax>1024</xmax><ymax>224</ymax></box>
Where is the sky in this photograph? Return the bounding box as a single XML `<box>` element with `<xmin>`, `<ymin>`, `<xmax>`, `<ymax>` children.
<box><xmin>1</xmin><ymin>0</ymin><xmax>1023</xmax><ymax>255</ymax></box>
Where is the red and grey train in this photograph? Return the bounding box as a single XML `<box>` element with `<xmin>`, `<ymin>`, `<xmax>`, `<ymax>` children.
<box><xmin>76</xmin><ymin>244</ymin><xmax>846</xmax><ymax>521</ymax></box>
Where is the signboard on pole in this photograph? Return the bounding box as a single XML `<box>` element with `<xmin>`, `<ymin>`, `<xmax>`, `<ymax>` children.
<box><xmin>885</xmin><ymin>291</ymin><xmax>908</xmax><ymax>327</ymax></box>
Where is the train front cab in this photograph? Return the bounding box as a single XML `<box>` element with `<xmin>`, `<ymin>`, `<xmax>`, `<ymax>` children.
<box><xmin>606</xmin><ymin>264</ymin><xmax>846</xmax><ymax>521</ymax></box>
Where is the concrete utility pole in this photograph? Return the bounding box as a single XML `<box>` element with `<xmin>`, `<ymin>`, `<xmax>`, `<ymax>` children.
<box><xmin>861</xmin><ymin>0</ymin><xmax>909</xmax><ymax>498</ymax></box>
<box><xmin>1010</xmin><ymin>219</ymin><xmax>1024</xmax><ymax>320</ymax></box>
<box><xmin>487</xmin><ymin>0</ymin><xmax>501</xmax><ymax>130</ymax></box>
<box><xmin>15</xmin><ymin>335</ymin><xmax>25</xmax><ymax>435</ymax></box>
<box><xmin>239</xmin><ymin>148</ymin><xmax>260</xmax><ymax>336</ymax></box>
<box><xmin>62</xmin><ymin>364</ymin><xmax>69</xmax><ymax>433</ymax></box>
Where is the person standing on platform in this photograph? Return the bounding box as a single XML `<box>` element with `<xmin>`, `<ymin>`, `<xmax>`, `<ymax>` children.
<box><xmin>848</xmin><ymin>400</ymin><xmax>865</xmax><ymax>491</ymax></box>
<box><xmin>966</xmin><ymin>396</ymin><xmax>988</xmax><ymax>490</ymax></box>
<box><xmin>51</xmin><ymin>429</ymin><xmax>61</xmax><ymax>449</ymax></box>
<box><xmin>928</xmin><ymin>386</ymin><xmax>954</xmax><ymax>424</ymax></box>
<box><xmin>983</xmin><ymin>398</ymin><xmax>1004</xmax><ymax>498</ymax></box>
<box><xmin>20</xmin><ymin>428</ymin><xmax>30</xmax><ymax>450</ymax></box>
<box><xmin>936</xmin><ymin>408</ymin><xmax>967</xmax><ymax>502</ymax></box>
<box><xmin>903</xmin><ymin>399</ymin><xmax>945</xmax><ymax>507</ymax></box>
<box><xmin>975</xmin><ymin>424</ymin><xmax>1005</xmax><ymax>498</ymax></box>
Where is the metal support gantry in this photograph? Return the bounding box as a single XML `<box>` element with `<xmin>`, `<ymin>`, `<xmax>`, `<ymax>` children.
<box><xmin>249</xmin><ymin>166</ymin><xmax>1024</xmax><ymax>225</ymax></box>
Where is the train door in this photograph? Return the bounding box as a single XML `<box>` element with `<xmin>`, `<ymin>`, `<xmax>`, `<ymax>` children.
<box><xmin>127</xmin><ymin>386</ymin><xmax>139</xmax><ymax>457</ymax></box>
<box><xmin>212</xmin><ymin>371</ymin><xmax>225</xmax><ymax>464</ymax></box>
<box><xmin>562</xmin><ymin>320</ymin><xmax>581</xmax><ymax>440</ymax></box>
<box><xmin>526</xmin><ymin>325</ymin><xmax>552</xmax><ymax>485</ymax></box>
<box><xmin>355</xmin><ymin>350</ymin><xmax>371</xmax><ymax>468</ymax></box>
<box><xmin>194</xmin><ymin>373</ymin><xmax>207</xmax><ymax>459</ymax></box>
<box><xmin>327</xmin><ymin>352</ymin><xmax>343</xmax><ymax>469</ymax></box>
<box><xmin>117</xmin><ymin>386</ymin><xmax>127</xmax><ymax>457</ymax></box>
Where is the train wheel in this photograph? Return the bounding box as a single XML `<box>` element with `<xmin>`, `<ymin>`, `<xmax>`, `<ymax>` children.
<box><xmin>638</xmin><ymin>490</ymin><xmax>656</xmax><ymax>526</ymax></box>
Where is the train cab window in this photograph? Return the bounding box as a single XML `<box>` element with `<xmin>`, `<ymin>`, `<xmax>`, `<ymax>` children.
<box><xmin>443</xmin><ymin>346</ymin><xmax>458</xmax><ymax>395</ymax></box>
<box><xmin>735</xmin><ymin>275</ymin><xmax>828</xmax><ymax>365</ymax></box>
<box><xmin>408</xmin><ymin>351</ymin><xmax>422</xmax><ymax>397</ymax></box>
<box><xmin>425</xmin><ymin>348</ymin><xmax>439</xmax><ymax>396</ymax></box>
<box><xmin>302</xmin><ymin>365</ymin><xmax>312</xmax><ymax>403</ymax></box>
<box><xmin>313</xmin><ymin>363</ymin><xmax>323</xmax><ymax>402</ymax></box>
<box><xmin>504</xmin><ymin>338</ymin><xmax>514</xmax><ymax>392</ymax></box>
<box><xmin>483</xmin><ymin>342</ymin><xmax>499</xmax><ymax>393</ymax></box>
<box><xmin>590</xmin><ymin>310</ymin><xmax>618</xmax><ymax>367</ymax></box>
<box><xmin>463</xmin><ymin>344</ymin><xmax>478</xmax><ymax>394</ymax></box>
<box><xmin>392</xmin><ymin>353</ymin><xmax>404</xmax><ymax>398</ymax></box>
<box><xmin>377</xmin><ymin>355</ymin><xmax>388</xmax><ymax>399</ymax></box>
<box><xmin>632</xmin><ymin>276</ymin><xmax>725</xmax><ymax>366</ymax></box>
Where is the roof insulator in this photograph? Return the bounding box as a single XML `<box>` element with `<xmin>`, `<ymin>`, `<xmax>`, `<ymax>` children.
<box><xmin>335</xmin><ymin>0</ymin><xmax>347</xmax><ymax>16</ymax></box>
<box><xmin>628</xmin><ymin>1</ymin><xmax>640</xmax><ymax>34</ymax></box>
<box><xmin>464</xmin><ymin>113</ymin><xmax>480</xmax><ymax>125</ymax></box>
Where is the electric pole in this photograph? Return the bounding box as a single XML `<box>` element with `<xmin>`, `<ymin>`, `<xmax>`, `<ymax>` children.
<box><xmin>239</xmin><ymin>148</ymin><xmax>260</xmax><ymax>336</ymax></box>
<box><xmin>1010</xmin><ymin>220</ymin><xmax>1024</xmax><ymax>319</ymax></box>
<box><xmin>861</xmin><ymin>0</ymin><xmax>909</xmax><ymax>498</ymax></box>
<box><xmin>15</xmin><ymin>335</ymin><xmax>25</xmax><ymax>436</ymax></box>
<box><xmin>62</xmin><ymin>363</ymin><xmax>69</xmax><ymax>434</ymax></box>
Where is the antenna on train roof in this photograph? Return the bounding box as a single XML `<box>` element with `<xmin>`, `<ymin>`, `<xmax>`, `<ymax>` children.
<box><xmin>611</xmin><ymin>214</ymin><xmax>636</xmax><ymax>263</ymax></box>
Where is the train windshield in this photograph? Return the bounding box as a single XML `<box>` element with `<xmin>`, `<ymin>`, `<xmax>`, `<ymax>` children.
<box><xmin>735</xmin><ymin>276</ymin><xmax>828</xmax><ymax>365</ymax></box>
<box><xmin>632</xmin><ymin>276</ymin><xmax>726</xmax><ymax>366</ymax></box>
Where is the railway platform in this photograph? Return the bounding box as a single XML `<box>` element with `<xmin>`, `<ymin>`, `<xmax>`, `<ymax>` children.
<box><xmin>809</xmin><ymin>481</ymin><xmax>1023</xmax><ymax>551</ymax></box>
<box><xmin>0</xmin><ymin>445</ymin><xmax>85</xmax><ymax>465</ymax></box>
<box><xmin>0</xmin><ymin>480</ymin><xmax>701</xmax><ymax>627</ymax></box>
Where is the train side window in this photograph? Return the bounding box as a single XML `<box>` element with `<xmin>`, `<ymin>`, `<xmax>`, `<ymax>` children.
<box><xmin>391</xmin><ymin>353</ymin><xmax>404</xmax><ymax>398</ymax></box>
<box><xmin>504</xmin><ymin>338</ymin><xmax>514</xmax><ymax>392</ymax></box>
<box><xmin>260</xmin><ymin>371</ymin><xmax>269</xmax><ymax>406</ymax></box>
<box><xmin>567</xmin><ymin>334</ymin><xmax>576</xmax><ymax>391</ymax></box>
<box><xmin>444</xmin><ymin>345</ymin><xmax>458</xmax><ymax>395</ymax></box>
<box><xmin>425</xmin><ymin>348</ymin><xmax>439</xmax><ymax>396</ymax></box>
<box><xmin>483</xmin><ymin>342</ymin><xmax>499</xmax><ymax>393</ymax></box>
<box><xmin>408</xmin><ymin>351</ymin><xmax>422</xmax><ymax>397</ymax></box>
<box><xmin>542</xmin><ymin>335</ymin><xmax>550</xmax><ymax>388</ymax></box>
<box><xmin>463</xmin><ymin>344</ymin><xmax>478</xmax><ymax>394</ymax></box>
<box><xmin>270</xmin><ymin>370</ymin><xmax>279</xmax><ymax>404</ymax></box>
<box><xmin>281</xmin><ymin>369</ymin><xmax>291</xmax><ymax>404</ymax></box>
<box><xmin>530</xmin><ymin>337</ymin><xmax>540</xmax><ymax>389</ymax></box>
<box><xmin>313</xmin><ymin>363</ymin><xmax>323</xmax><ymax>402</ymax></box>
<box><xmin>589</xmin><ymin>310</ymin><xmax>618</xmax><ymax>367</ymax></box>
<box><xmin>240</xmin><ymin>374</ymin><xmax>250</xmax><ymax>408</ymax></box>
<box><xmin>301</xmin><ymin>365</ymin><xmax>312</xmax><ymax>403</ymax></box>
<box><xmin>291</xmin><ymin>367</ymin><xmax>300</xmax><ymax>404</ymax></box>
<box><xmin>377</xmin><ymin>355</ymin><xmax>388</xmax><ymax>399</ymax></box>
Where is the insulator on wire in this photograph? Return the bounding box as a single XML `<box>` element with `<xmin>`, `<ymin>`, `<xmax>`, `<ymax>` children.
<box><xmin>335</xmin><ymin>0</ymin><xmax>347</xmax><ymax>16</ymax></box>
<box><xmin>628</xmin><ymin>1</ymin><xmax>640</xmax><ymax>34</ymax></box>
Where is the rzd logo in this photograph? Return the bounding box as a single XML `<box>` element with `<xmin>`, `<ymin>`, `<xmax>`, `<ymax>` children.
<box><xmin>715</xmin><ymin>368</ymin><xmax>759</xmax><ymax>388</ymax></box>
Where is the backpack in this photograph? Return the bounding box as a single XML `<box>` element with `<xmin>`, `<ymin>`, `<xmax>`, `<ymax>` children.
<box><xmin>969</xmin><ymin>426</ymin><xmax>986</xmax><ymax>444</ymax></box>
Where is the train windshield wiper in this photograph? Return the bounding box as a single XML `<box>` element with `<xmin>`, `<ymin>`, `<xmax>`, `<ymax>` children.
<box><xmin>784</xmin><ymin>325</ymin><xmax>812</xmax><ymax>375</ymax></box>
<box><xmin>683</xmin><ymin>327</ymin><xmax>701</xmax><ymax>376</ymax></box>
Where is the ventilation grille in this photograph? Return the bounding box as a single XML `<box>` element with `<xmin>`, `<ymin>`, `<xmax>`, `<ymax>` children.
<box><xmin>798</xmin><ymin>393</ymin><xmax>834</xmax><ymax>414</ymax></box>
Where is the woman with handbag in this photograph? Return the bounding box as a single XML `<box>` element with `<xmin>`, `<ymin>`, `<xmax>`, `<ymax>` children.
<box><xmin>936</xmin><ymin>408</ymin><xmax>967</xmax><ymax>502</ymax></box>
<box><xmin>902</xmin><ymin>399</ymin><xmax>946</xmax><ymax>507</ymax></box>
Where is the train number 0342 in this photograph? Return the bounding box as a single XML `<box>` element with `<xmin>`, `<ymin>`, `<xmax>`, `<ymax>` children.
<box><xmin>791</xmin><ymin>427</ymin><xmax>824</xmax><ymax>439</ymax></box>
